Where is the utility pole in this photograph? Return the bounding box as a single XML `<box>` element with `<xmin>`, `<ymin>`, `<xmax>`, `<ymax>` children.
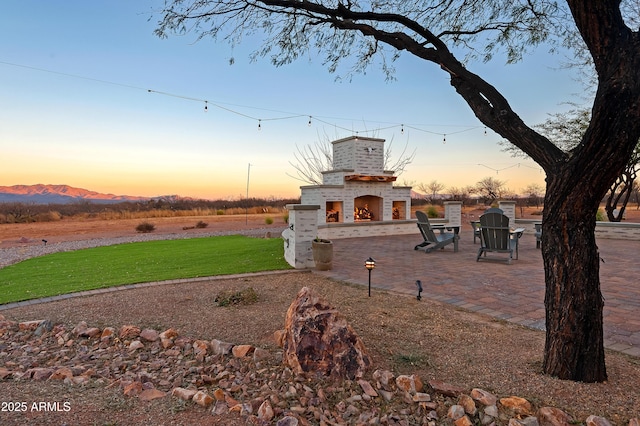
<box><xmin>246</xmin><ymin>163</ymin><xmax>251</xmax><ymax>225</ymax></box>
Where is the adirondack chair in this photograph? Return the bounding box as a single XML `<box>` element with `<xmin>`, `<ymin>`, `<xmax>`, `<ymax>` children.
<box><xmin>472</xmin><ymin>208</ymin><xmax>503</xmax><ymax>244</ymax></box>
<box><xmin>476</xmin><ymin>211</ymin><xmax>518</xmax><ymax>263</ymax></box>
<box><xmin>414</xmin><ymin>210</ymin><xmax>459</xmax><ymax>253</ymax></box>
<box><xmin>534</xmin><ymin>222</ymin><xmax>542</xmax><ymax>249</ymax></box>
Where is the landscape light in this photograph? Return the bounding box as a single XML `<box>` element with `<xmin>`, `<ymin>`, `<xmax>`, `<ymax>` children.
<box><xmin>365</xmin><ymin>257</ymin><xmax>376</xmax><ymax>297</ymax></box>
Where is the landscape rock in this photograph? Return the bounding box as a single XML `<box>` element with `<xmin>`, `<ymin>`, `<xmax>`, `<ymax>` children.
<box><xmin>139</xmin><ymin>389</ymin><xmax>166</xmax><ymax>401</ymax></box>
<box><xmin>538</xmin><ymin>406</ymin><xmax>573</xmax><ymax>426</ymax></box>
<box><xmin>282</xmin><ymin>286</ymin><xmax>370</xmax><ymax>379</ymax></box>
<box><xmin>586</xmin><ymin>415</ymin><xmax>613</xmax><ymax>426</ymax></box>
<box><xmin>429</xmin><ymin>379</ymin><xmax>465</xmax><ymax>397</ymax></box>
<box><xmin>276</xmin><ymin>416</ymin><xmax>299</xmax><ymax>426</ymax></box>
<box><xmin>372</xmin><ymin>369</ymin><xmax>395</xmax><ymax>390</ymax></box>
<box><xmin>49</xmin><ymin>367</ymin><xmax>73</xmax><ymax>381</ymax></box>
<box><xmin>71</xmin><ymin>321</ymin><xmax>88</xmax><ymax>336</ymax></box>
<box><xmin>455</xmin><ymin>415</ymin><xmax>474</xmax><ymax>426</ymax></box>
<box><xmin>0</xmin><ymin>314</ymin><xmax>634</xmax><ymax>426</ymax></box>
<box><xmin>500</xmin><ymin>396</ymin><xmax>533</xmax><ymax>415</ymax></box>
<box><xmin>159</xmin><ymin>328</ymin><xmax>178</xmax><ymax>340</ymax></box>
<box><xmin>172</xmin><ymin>387</ymin><xmax>198</xmax><ymax>401</ymax></box>
<box><xmin>0</xmin><ymin>367</ymin><xmax>11</xmax><ymax>380</ymax></box>
<box><xmin>140</xmin><ymin>328</ymin><xmax>159</xmax><ymax>342</ymax></box>
<box><xmin>448</xmin><ymin>404</ymin><xmax>466</xmax><ymax>420</ymax></box>
<box><xmin>128</xmin><ymin>340</ymin><xmax>144</xmax><ymax>351</ymax></box>
<box><xmin>458</xmin><ymin>394</ymin><xmax>477</xmax><ymax>415</ymax></box>
<box><xmin>34</xmin><ymin>319</ymin><xmax>53</xmax><ymax>336</ymax></box>
<box><xmin>471</xmin><ymin>388</ymin><xmax>498</xmax><ymax>406</ymax></box>
<box><xmin>396</xmin><ymin>374</ymin><xmax>423</xmax><ymax>394</ymax></box>
<box><xmin>27</xmin><ymin>367</ymin><xmax>53</xmax><ymax>381</ymax></box>
<box><xmin>119</xmin><ymin>325</ymin><xmax>141</xmax><ymax>339</ymax></box>
<box><xmin>100</xmin><ymin>327</ymin><xmax>116</xmax><ymax>341</ymax></box>
<box><xmin>123</xmin><ymin>381</ymin><xmax>143</xmax><ymax>397</ymax></box>
<box><xmin>232</xmin><ymin>344</ymin><xmax>254</xmax><ymax>358</ymax></box>
<box><xmin>193</xmin><ymin>390</ymin><xmax>214</xmax><ymax>407</ymax></box>
<box><xmin>358</xmin><ymin>379</ymin><xmax>379</xmax><ymax>397</ymax></box>
<box><xmin>211</xmin><ymin>338</ymin><xmax>234</xmax><ymax>355</ymax></box>
<box><xmin>257</xmin><ymin>399</ymin><xmax>275</xmax><ymax>421</ymax></box>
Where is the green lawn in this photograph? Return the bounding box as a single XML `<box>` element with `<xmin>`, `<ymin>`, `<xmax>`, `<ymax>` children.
<box><xmin>0</xmin><ymin>235</ymin><xmax>291</xmax><ymax>304</ymax></box>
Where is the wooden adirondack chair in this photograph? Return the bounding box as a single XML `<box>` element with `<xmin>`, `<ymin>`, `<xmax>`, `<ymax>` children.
<box><xmin>476</xmin><ymin>211</ymin><xmax>518</xmax><ymax>263</ymax></box>
<box><xmin>414</xmin><ymin>210</ymin><xmax>458</xmax><ymax>253</ymax></box>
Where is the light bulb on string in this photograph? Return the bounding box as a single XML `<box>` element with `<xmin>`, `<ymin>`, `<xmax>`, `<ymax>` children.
<box><xmin>484</xmin><ymin>126</ymin><xmax>487</xmax><ymax>135</ymax></box>
<box><xmin>204</xmin><ymin>101</ymin><xmax>208</xmax><ymax>112</ymax></box>
<box><xmin>308</xmin><ymin>116</ymin><xmax>312</xmax><ymax>127</ymax></box>
<box><xmin>401</xmin><ymin>124</ymin><xmax>404</xmax><ymax>135</ymax></box>
<box><xmin>443</xmin><ymin>134</ymin><xmax>447</xmax><ymax>144</ymax></box>
<box><xmin>258</xmin><ymin>119</ymin><xmax>262</xmax><ymax>131</ymax></box>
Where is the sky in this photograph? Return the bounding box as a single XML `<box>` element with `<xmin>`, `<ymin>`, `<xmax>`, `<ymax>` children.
<box><xmin>0</xmin><ymin>1</ymin><xmax>586</xmax><ymax>200</ymax></box>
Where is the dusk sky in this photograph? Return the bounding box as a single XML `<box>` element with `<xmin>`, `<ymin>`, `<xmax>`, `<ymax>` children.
<box><xmin>1</xmin><ymin>1</ymin><xmax>587</xmax><ymax>200</ymax></box>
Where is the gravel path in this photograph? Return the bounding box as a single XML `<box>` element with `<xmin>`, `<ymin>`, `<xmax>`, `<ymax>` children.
<box><xmin>0</xmin><ymin>227</ymin><xmax>284</xmax><ymax>269</ymax></box>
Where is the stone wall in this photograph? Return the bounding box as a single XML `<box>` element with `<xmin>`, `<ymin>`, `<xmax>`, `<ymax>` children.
<box><xmin>282</xmin><ymin>205</ymin><xmax>320</xmax><ymax>269</ymax></box>
<box><xmin>516</xmin><ymin>219</ymin><xmax>640</xmax><ymax>241</ymax></box>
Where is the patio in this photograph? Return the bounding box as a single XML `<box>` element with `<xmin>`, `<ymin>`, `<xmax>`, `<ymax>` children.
<box><xmin>314</xmin><ymin>228</ymin><xmax>640</xmax><ymax>357</ymax></box>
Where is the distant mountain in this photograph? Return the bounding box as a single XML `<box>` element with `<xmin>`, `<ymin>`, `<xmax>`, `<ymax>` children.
<box><xmin>0</xmin><ymin>184</ymin><xmax>151</xmax><ymax>205</ymax></box>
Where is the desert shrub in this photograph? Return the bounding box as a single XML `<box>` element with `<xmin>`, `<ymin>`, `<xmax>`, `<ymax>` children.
<box><xmin>596</xmin><ymin>209</ymin><xmax>605</xmax><ymax>221</ymax></box>
<box><xmin>283</xmin><ymin>214</ymin><xmax>289</xmax><ymax>224</ymax></box>
<box><xmin>34</xmin><ymin>211</ymin><xmax>63</xmax><ymax>222</ymax></box>
<box><xmin>265</xmin><ymin>216</ymin><xmax>273</xmax><ymax>225</ymax></box>
<box><xmin>216</xmin><ymin>209</ymin><xmax>225</xmax><ymax>215</ymax></box>
<box><xmin>426</xmin><ymin>205</ymin><xmax>439</xmax><ymax>218</ymax></box>
<box><xmin>195</xmin><ymin>220</ymin><xmax>208</xmax><ymax>228</ymax></box>
<box><xmin>135</xmin><ymin>222</ymin><xmax>156</xmax><ymax>233</ymax></box>
<box><xmin>214</xmin><ymin>287</ymin><xmax>258</xmax><ymax>307</ymax></box>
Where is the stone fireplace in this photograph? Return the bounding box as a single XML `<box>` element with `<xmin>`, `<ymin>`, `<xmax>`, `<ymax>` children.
<box><xmin>300</xmin><ymin>136</ymin><xmax>412</xmax><ymax>224</ymax></box>
<box><xmin>282</xmin><ymin>136</ymin><xmax>462</xmax><ymax>269</ymax></box>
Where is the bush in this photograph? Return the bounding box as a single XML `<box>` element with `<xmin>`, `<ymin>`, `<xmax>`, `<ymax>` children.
<box><xmin>135</xmin><ymin>222</ymin><xmax>156</xmax><ymax>233</ymax></box>
<box><xmin>214</xmin><ymin>287</ymin><xmax>258</xmax><ymax>307</ymax></box>
<box><xmin>35</xmin><ymin>211</ymin><xmax>62</xmax><ymax>222</ymax></box>
<box><xmin>265</xmin><ymin>217</ymin><xmax>274</xmax><ymax>225</ymax></box>
<box><xmin>426</xmin><ymin>205</ymin><xmax>439</xmax><ymax>218</ymax></box>
<box><xmin>596</xmin><ymin>209</ymin><xmax>605</xmax><ymax>221</ymax></box>
<box><xmin>216</xmin><ymin>209</ymin><xmax>225</xmax><ymax>215</ymax></box>
<box><xmin>195</xmin><ymin>220</ymin><xmax>208</xmax><ymax>228</ymax></box>
<box><xmin>283</xmin><ymin>214</ymin><xmax>289</xmax><ymax>224</ymax></box>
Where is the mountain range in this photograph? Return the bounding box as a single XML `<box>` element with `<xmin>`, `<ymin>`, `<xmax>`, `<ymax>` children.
<box><xmin>0</xmin><ymin>184</ymin><xmax>150</xmax><ymax>204</ymax></box>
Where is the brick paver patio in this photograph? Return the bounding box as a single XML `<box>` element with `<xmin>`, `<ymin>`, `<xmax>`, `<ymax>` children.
<box><xmin>314</xmin><ymin>229</ymin><xmax>640</xmax><ymax>357</ymax></box>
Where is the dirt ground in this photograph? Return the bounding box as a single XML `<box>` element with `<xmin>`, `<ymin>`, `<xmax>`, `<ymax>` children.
<box><xmin>0</xmin><ymin>213</ymin><xmax>287</xmax><ymax>248</ymax></box>
<box><xmin>1</xmin><ymin>210</ymin><xmax>639</xmax><ymax>425</ymax></box>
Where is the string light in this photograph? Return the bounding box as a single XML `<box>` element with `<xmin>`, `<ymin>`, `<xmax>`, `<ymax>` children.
<box><xmin>478</xmin><ymin>163</ymin><xmax>520</xmax><ymax>174</ymax></box>
<box><xmin>0</xmin><ymin>60</ymin><xmax>486</xmax><ymax>142</ymax></box>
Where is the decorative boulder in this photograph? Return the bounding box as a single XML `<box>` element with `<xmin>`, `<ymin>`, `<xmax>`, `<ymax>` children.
<box><xmin>282</xmin><ymin>287</ymin><xmax>370</xmax><ymax>379</ymax></box>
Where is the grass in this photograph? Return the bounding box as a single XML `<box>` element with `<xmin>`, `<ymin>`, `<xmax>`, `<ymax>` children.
<box><xmin>0</xmin><ymin>235</ymin><xmax>291</xmax><ymax>305</ymax></box>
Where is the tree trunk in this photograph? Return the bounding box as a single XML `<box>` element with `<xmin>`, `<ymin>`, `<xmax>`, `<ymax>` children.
<box><xmin>541</xmin><ymin>178</ymin><xmax>607</xmax><ymax>382</ymax></box>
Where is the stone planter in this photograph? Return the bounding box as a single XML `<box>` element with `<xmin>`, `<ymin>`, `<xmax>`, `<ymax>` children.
<box><xmin>312</xmin><ymin>239</ymin><xmax>333</xmax><ymax>270</ymax></box>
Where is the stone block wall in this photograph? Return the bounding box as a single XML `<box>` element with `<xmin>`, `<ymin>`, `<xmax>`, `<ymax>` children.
<box><xmin>331</xmin><ymin>136</ymin><xmax>385</xmax><ymax>174</ymax></box>
<box><xmin>498</xmin><ymin>201</ymin><xmax>516</xmax><ymax>225</ymax></box>
<box><xmin>282</xmin><ymin>204</ymin><xmax>320</xmax><ymax>269</ymax></box>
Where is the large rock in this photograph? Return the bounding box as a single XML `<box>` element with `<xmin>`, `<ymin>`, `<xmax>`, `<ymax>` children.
<box><xmin>282</xmin><ymin>287</ymin><xmax>370</xmax><ymax>380</ymax></box>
